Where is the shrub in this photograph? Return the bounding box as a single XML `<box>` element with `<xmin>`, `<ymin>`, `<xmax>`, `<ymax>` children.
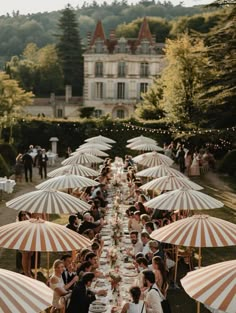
<box><xmin>0</xmin><ymin>154</ymin><xmax>10</xmax><ymax>177</ymax></box>
<box><xmin>218</xmin><ymin>150</ymin><xmax>236</xmax><ymax>176</ymax></box>
<box><xmin>0</xmin><ymin>144</ymin><xmax>16</xmax><ymax>167</ymax></box>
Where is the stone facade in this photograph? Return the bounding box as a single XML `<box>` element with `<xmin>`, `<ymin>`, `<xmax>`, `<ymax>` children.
<box><xmin>83</xmin><ymin>18</ymin><xmax>165</xmax><ymax>119</ymax></box>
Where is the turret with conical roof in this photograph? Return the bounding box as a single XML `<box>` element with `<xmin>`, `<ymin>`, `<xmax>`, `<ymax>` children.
<box><xmin>137</xmin><ymin>17</ymin><xmax>153</xmax><ymax>44</ymax></box>
<box><xmin>90</xmin><ymin>20</ymin><xmax>106</xmax><ymax>46</ymax></box>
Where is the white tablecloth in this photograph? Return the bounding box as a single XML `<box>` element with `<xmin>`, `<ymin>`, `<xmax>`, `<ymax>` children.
<box><xmin>0</xmin><ymin>179</ymin><xmax>16</xmax><ymax>194</ymax></box>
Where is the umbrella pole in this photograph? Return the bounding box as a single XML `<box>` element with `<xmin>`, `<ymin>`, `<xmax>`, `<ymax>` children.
<box><xmin>196</xmin><ymin>247</ymin><xmax>202</xmax><ymax>313</ymax></box>
<box><xmin>47</xmin><ymin>252</ymin><xmax>50</xmax><ymax>279</ymax></box>
<box><xmin>34</xmin><ymin>251</ymin><xmax>38</xmax><ymax>280</ymax></box>
<box><xmin>198</xmin><ymin>246</ymin><xmax>202</xmax><ymax>268</ymax></box>
<box><xmin>174</xmin><ymin>245</ymin><xmax>179</xmax><ymax>282</ymax></box>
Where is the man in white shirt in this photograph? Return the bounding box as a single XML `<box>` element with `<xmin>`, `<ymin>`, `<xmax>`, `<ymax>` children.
<box><xmin>127</xmin><ymin>231</ymin><xmax>143</xmax><ymax>257</ymax></box>
<box><xmin>141</xmin><ymin>232</ymin><xmax>151</xmax><ymax>255</ymax></box>
<box><xmin>143</xmin><ymin>270</ymin><xmax>163</xmax><ymax>313</ymax></box>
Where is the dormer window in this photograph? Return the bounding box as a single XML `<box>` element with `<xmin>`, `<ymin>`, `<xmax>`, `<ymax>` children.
<box><xmin>95</xmin><ymin>40</ymin><xmax>104</xmax><ymax>53</ymax></box>
<box><xmin>117</xmin><ymin>37</ymin><xmax>127</xmax><ymax>53</ymax></box>
<box><xmin>141</xmin><ymin>40</ymin><xmax>150</xmax><ymax>54</ymax></box>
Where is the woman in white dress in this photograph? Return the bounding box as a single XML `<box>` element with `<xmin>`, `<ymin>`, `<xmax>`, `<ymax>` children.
<box><xmin>121</xmin><ymin>286</ymin><xmax>146</xmax><ymax>313</ymax></box>
<box><xmin>189</xmin><ymin>153</ymin><xmax>201</xmax><ymax>176</ymax></box>
<box><xmin>49</xmin><ymin>259</ymin><xmax>78</xmax><ymax>312</ymax></box>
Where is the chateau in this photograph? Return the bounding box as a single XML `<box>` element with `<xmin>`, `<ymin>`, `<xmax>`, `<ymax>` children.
<box><xmin>83</xmin><ymin>18</ymin><xmax>165</xmax><ymax>119</ymax></box>
<box><xmin>25</xmin><ymin>18</ymin><xmax>165</xmax><ymax>119</ymax></box>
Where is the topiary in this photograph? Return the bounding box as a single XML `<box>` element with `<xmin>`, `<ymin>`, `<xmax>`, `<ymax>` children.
<box><xmin>0</xmin><ymin>144</ymin><xmax>17</xmax><ymax>167</ymax></box>
<box><xmin>218</xmin><ymin>150</ymin><xmax>236</xmax><ymax>176</ymax></box>
<box><xmin>0</xmin><ymin>154</ymin><xmax>10</xmax><ymax>177</ymax></box>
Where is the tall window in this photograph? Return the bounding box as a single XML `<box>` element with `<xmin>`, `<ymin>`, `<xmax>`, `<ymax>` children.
<box><xmin>117</xmin><ymin>82</ymin><xmax>125</xmax><ymax>99</ymax></box>
<box><xmin>57</xmin><ymin>109</ymin><xmax>63</xmax><ymax>118</ymax></box>
<box><xmin>118</xmin><ymin>62</ymin><xmax>126</xmax><ymax>77</ymax></box>
<box><xmin>95</xmin><ymin>82</ymin><xmax>103</xmax><ymax>99</ymax></box>
<box><xmin>94</xmin><ymin>109</ymin><xmax>103</xmax><ymax>117</ymax></box>
<box><xmin>117</xmin><ymin>109</ymin><xmax>125</xmax><ymax>119</ymax></box>
<box><xmin>140</xmin><ymin>63</ymin><xmax>149</xmax><ymax>77</ymax></box>
<box><xmin>140</xmin><ymin>83</ymin><xmax>148</xmax><ymax>99</ymax></box>
<box><xmin>95</xmin><ymin>62</ymin><xmax>103</xmax><ymax>77</ymax></box>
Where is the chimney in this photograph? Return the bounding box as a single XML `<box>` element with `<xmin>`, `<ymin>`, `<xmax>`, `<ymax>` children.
<box><xmin>87</xmin><ymin>31</ymin><xmax>91</xmax><ymax>46</ymax></box>
<box><xmin>50</xmin><ymin>93</ymin><xmax>55</xmax><ymax>105</ymax></box>
<box><xmin>65</xmin><ymin>85</ymin><xmax>72</xmax><ymax>104</ymax></box>
<box><xmin>109</xmin><ymin>29</ymin><xmax>116</xmax><ymax>40</ymax></box>
<box><xmin>152</xmin><ymin>34</ymin><xmax>156</xmax><ymax>43</ymax></box>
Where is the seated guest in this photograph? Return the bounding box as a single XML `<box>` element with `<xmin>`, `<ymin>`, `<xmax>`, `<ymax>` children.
<box><xmin>67</xmin><ymin>272</ymin><xmax>96</xmax><ymax>313</ymax></box>
<box><xmin>49</xmin><ymin>259</ymin><xmax>78</xmax><ymax>311</ymax></box>
<box><xmin>141</xmin><ymin>232</ymin><xmax>151</xmax><ymax>255</ymax></box>
<box><xmin>152</xmin><ymin>256</ymin><xmax>168</xmax><ymax>297</ymax></box>
<box><xmin>66</xmin><ymin>215</ymin><xmax>80</xmax><ymax>232</ymax></box>
<box><xmin>77</xmin><ymin>261</ymin><xmax>92</xmax><ymax>279</ymax></box>
<box><xmin>61</xmin><ymin>254</ymin><xmax>76</xmax><ymax>288</ymax></box>
<box><xmin>94</xmin><ymin>190</ymin><xmax>107</xmax><ymax>208</ymax></box>
<box><xmin>88</xmin><ymin>200</ymin><xmax>102</xmax><ymax>221</ymax></box>
<box><xmin>135</xmin><ymin>257</ymin><xmax>150</xmax><ymax>288</ymax></box>
<box><xmin>83</xmin><ymin>229</ymin><xmax>95</xmax><ymax>241</ymax></box>
<box><xmin>126</xmin><ymin>231</ymin><xmax>143</xmax><ymax>258</ymax></box>
<box><xmin>78</xmin><ymin>213</ymin><xmax>102</xmax><ymax>234</ymax></box>
<box><xmin>140</xmin><ymin>214</ymin><xmax>151</xmax><ymax>226</ymax></box>
<box><xmin>120</xmin><ymin>286</ymin><xmax>146</xmax><ymax>313</ymax></box>
<box><xmin>128</xmin><ymin>211</ymin><xmax>142</xmax><ymax>232</ymax></box>
<box><xmin>146</xmin><ymin>241</ymin><xmax>165</xmax><ymax>265</ymax></box>
<box><xmin>142</xmin><ymin>270</ymin><xmax>163</xmax><ymax>313</ymax></box>
<box><xmin>144</xmin><ymin>222</ymin><xmax>155</xmax><ymax>235</ymax></box>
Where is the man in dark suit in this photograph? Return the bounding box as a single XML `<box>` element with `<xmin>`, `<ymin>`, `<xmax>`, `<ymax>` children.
<box><xmin>22</xmin><ymin>150</ymin><xmax>33</xmax><ymax>182</ymax></box>
<box><xmin>66</xmin><ymin>272</ymin><xmax>96</xmax><ymax>313</ymax></box>
<box><xmin>35</xmin><ymin>149</ymin><xmax>48</xmax><ymax>179</ymax></box>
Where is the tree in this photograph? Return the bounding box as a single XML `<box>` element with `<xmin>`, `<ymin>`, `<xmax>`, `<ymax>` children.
<box><xmin>135</xmin><ymin>78</ymin><xmax>165</xmax><ymax>120</ymax></box>
<box><xmin>161</xmin><ymin>34</ymin><xmax>211</xmax><ymax>125</ymax></box>
<box><xmin>0</xmin><ymin>72</ymin><xmax>33</xmax><ymax>115</ymax></box>
<box><xmin>199</xmin><ymin>7</ymin><xmax>236</xmax><ymax>128</ymax></box>
<box><xmin>56</xmin><ymin>5</ymin><xmax>83</xmax><ymax>96</ymax></box>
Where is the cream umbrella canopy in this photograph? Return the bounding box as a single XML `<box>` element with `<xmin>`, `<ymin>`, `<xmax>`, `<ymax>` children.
<box><xmin>133</xmin><ymin>151</ymin><xmax>174</xmax><ymax>167</ymax></box>
<box><xmin>78</xmin><ymin>143</ymin><xmax>111</xmax><ymax>150</ymax></box>
<box><xmin>181</xmin><ymin>260</ymin><xmax>236</xmax><ymax>313</ymax></box>
<box><xmin>150</xmin><ymin>214</ymin><xmax>236</xmax><ymax>313</ymax></box>
<box><xmin>73</xmin><ymin>148</ymin><xmax>109</xmax><ymax>157</ymax></box>
<box><xmin>127</xmin><ymin>135</ymin><xmax>156</xmax><ymax>143</ymax></box>
<box><xmin>130</xmin><ymin>143</ymin><xmax>164</xmax><ymax>152</ymax></box>
<box><xmin>0</xmin><ymin>268</ymin><xmax>53</xmax><ymax>313</ymax></box>
<box><xmin>61</xmin><ymin>153</ymin><xmax>104</xmax><ymax>166</ymax></box>
<box><xmin>140</xmin><ymin>175</ymin><xmax>203</xmax><ymax>191</ymax></box>
<box><xmin>85</xmin><ymin>135</ymin><xmax>116</xmax><ymax>144</ymax></box>
<box><xmin>6</xmin><ymin>189</ymin><xmax>91</xmax><ymax>214</ymax></box>
<box><xmin>136</xmin><ymin>164</ymin><xmax>186</xmax><ymax>178</ymax></box>
<box><xmin>0</xmin><ymin>218</ymin><xmax>92</xmax><ymax>278</ymax></box>
<box><xmin>126</xmin><ymin>138</ymin><xmax>157</xmax><ymax>148</ymax></box>
<box><xmin>47</xmin><ymin>164</ymin><xmax>99</xmax><ymax>178</ymax></box>
<box><xmin>36</xmin><ymin>174</ymin><xmax>99</xmax><ymax>190</ymax></box>
<box><xmin>145</xmin><ymin>188</ymin><xmax>224</xmax><ymax>211</ymax></box>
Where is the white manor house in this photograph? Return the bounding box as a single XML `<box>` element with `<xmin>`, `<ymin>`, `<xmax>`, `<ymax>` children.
<box><xmin>26</xmin><ymin>18</ymin><xmax>165</xmax><ymax>119</ymax></box>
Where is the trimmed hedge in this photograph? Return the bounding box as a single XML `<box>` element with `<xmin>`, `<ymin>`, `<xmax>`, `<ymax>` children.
<box><xmin>218</xmin><ymin>150</ymin><xmax>236</xmax><ymax>176</ymax></box>
<box><xmin>0</xmin><ymin>154</ymin><xmax>10</xmax><ymax>177</ymax></box>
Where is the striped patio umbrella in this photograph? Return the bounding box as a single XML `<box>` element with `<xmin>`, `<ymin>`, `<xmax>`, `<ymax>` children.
<box><xmin>0</xmin><ymin>218</ymin><xmax>91</xmax><ymax>252</ymax></box>
<box><xmin>6</xmin><ymin>189</ymin><xmax>91</xmax><ymax>214</ymax></box>
<box><xmin>127</xmin><ymin>135</ymin><xmax>156</xmax><ymax>143</ymax></box>
<box><xmin>36</xmin><ymin>174</ymin><xmax>99</xmax><ymax>190</ymax></box>
<box><xmin>85</xmin><ymin>135</ymin><xmax>116</xmax><ymax>144</ymax></box>
<box><xmin>78</xmin><ymin>143</ymin><xmax>111</xmax><ymax>150</ymax></box>
<box><xmin>151</xmin><ymin>215</ymin><xmax>236</xmax><ymax>248</ymax></box>
<box><xmin>151</xmin><ymin>214</ymin><xmax>236</xmax><ymax>310</ymax></box>
<box><xmin>0</xmin><ymin>218</ymin><xmax>91</xmax><ymax>279</ymax></box>
<box><xmin>145</xmin><ymin>188</ymin><xmax>224</xmax><ymax>211</ymax></box>
<box><xmin>136</xmin><ymin>164</ymin><xmax>186</xmax><ymax>178</ymax></box>
<box><xmin>0</xmin><ymin>268</ymin><xmax>53</xmax><ymax>313</ymax></box>
<box><xmin>130</xmin><ymin>143</ymin><xmax>163</xmax><ymax>152</ymax></box>
<box><xmin>140</xmin><ymin>175</ymin><xmax>203</xmax><ymax>191</ymax></box>
<box><xmin>73</xmin><ymin>148</ymin><xmax>109</xmax><ymax>157</ymax></box>
<box><xmin>133</xmin><ymin>151</ymin><xmax>174</xmax><ymax>167</ymax></box>
<box><xmin>181</xmin><ymin>260</ymin><xmax>236</xmax><ymax>313</ymax></box>
<box><xmin>47</xmin><ymin>164</ymin><xmax>99</xmax><ymax>178</ymax></box>
<box><xmin>61</xmin><ymin>153</ymin><xmax>104</xmax><ymax>166</ymax></box>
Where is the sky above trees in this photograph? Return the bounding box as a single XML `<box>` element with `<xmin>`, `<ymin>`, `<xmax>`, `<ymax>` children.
<box><xmin>1</xmin><ymin>0</ymin><xmax>212</xmax><ymax>15</ymax></box>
